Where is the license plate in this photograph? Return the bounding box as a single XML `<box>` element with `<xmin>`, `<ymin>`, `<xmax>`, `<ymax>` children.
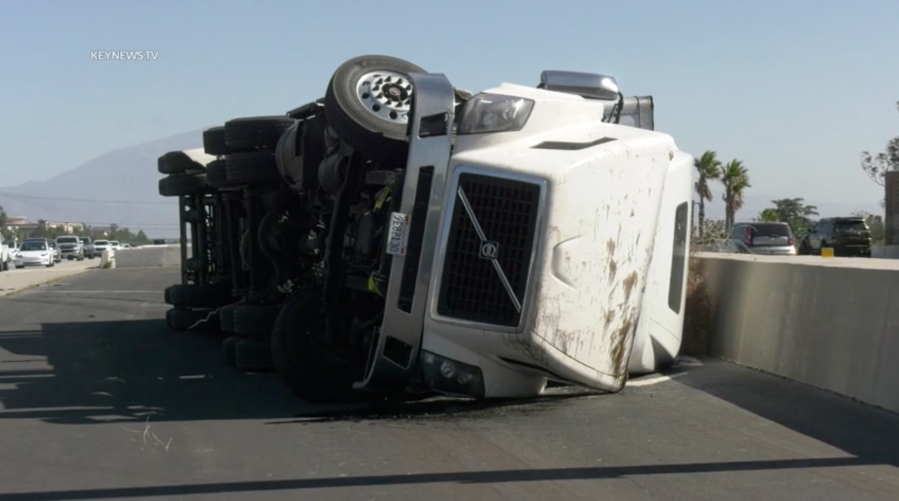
<box><xmin>386</xmin><ymin>212</ymin><xmax>411</xmax><ymax>256</ymax></box>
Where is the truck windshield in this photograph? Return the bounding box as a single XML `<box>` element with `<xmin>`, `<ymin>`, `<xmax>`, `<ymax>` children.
<box><xmin>57</xmin><ymin>237</ymin><xmax>78</xmax><ymax>243</ymax></box>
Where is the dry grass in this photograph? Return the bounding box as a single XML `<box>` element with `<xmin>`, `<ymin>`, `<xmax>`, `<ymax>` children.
<box><xmin>681</xmin><ymin>247</ymin><xmax>716</xmax><ymax>355</ymax></box>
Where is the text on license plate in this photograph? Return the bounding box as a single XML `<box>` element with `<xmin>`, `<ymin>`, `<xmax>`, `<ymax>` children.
<box><xmin>386</xmin><ymin>212</ymin><xmax>411</xmax><ymax>256</ymax></box>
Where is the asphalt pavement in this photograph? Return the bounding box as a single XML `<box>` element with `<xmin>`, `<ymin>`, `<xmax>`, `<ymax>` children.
<box><xmin>0</xmin><ymin>267</ymin><xmax>897</xmax><ymax>500</ymax></box>
<box><xmin>0</xmin><ymin>258</ymin><xmax>99</xmax><ymax>297</ymax></box>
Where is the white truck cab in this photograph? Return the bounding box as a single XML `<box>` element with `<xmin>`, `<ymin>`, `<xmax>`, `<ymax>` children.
<box><xmin>355</xmin><ymin>72</ymin><xmax>693</xmax><ymax>398</ymax></box>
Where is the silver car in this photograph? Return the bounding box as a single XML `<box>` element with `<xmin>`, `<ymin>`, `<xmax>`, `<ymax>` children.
<box><xmin>726</xmin><ymin>221</ymin><xmax>797</xmax><ymax>256</ymax></box>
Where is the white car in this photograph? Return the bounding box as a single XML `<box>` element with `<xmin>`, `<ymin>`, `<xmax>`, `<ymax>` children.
<box><xmin>0</xmin><ymin>234</ymin><xmax>9</xmax><ymax>272</ymax></box>
<box><xmin>14</xmin><ymin>240</ymin><xmax>54</xmax><ymax>268</ymax></box>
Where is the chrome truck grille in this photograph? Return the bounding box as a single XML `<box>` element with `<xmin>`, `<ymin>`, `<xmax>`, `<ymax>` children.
<box><xmin>436</xmin><ymin>171</ymin><xmax>542</xmax><ymax>328</ymax></box>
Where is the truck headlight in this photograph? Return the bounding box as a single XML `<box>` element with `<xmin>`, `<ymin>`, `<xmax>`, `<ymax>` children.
<box><xmin>421</xmin><ymin>351</ymin><xmax>486</xmax><ymax>398</ymax></box>
<box><xmin>457</xmin><ymin>93</ymin><xmax>534</xmax><ymax>135</ymax></box>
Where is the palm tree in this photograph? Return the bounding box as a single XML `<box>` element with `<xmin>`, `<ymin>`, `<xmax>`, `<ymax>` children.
<box><xmin>720</xmin><ymin>160</ymin><xmax>751</xmax><ymax>230</ymax></box>
<box><xmin>693</xmin><ymin>151</ymin><xmax>722</xmax><ymax>240</ymax></box>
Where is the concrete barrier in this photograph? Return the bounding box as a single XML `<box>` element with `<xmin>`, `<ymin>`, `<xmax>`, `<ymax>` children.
<box><xmin>113</xmin><ymin>245</ymin><xmax>184</xmax><ymax>268</ymax></box>
<box><xmin>694</xmin><ymin>252</ymin><xmax>899</xmax><ymax>414</ymax></box>
<box><xmin>872</xmin><ymin>244</ymin><xmax>899</xmax><ymax>259</ymax></box>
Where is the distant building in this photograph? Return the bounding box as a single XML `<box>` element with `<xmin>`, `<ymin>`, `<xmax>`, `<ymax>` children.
<box><xmin>5</xmin><ymin>217</ymin><xmax>86</xmax><ymax>235</ymax></box>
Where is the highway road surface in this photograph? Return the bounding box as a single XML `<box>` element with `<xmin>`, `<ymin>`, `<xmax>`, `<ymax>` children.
<box><xmin>0</xmin><ymin>267</ymin><xmax>897</xmax><ymax>500</ymax></box>
<box><xmin>0</xmin><ymin>258</ymin><xmax>98</xmax><ymax>297</ymax></box>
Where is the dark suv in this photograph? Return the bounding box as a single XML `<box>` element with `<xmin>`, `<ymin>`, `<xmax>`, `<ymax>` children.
<box><xmin>798</xmin><ymin>217</ymin><xmax>872</xmax><ymax>257</ymax></box>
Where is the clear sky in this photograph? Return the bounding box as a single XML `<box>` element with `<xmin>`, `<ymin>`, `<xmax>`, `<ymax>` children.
<box><xmin>0</xmin><ymin>0</ymin><xmax>896</xmax><ymax>209</ymax></box>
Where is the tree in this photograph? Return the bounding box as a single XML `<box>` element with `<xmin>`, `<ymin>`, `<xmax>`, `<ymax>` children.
<box><xmin>693</xmin><ymin>150</ymin><xmax>723</xmax><ymax>240</ymax></box>
<box><xmin>860</xmin><ymin>101</ymin><xmax>899</xmax><ymax>189</ymax></box>
<box><xmin>0</xmin><ymin>205</ymin><xmax>9</xmax><ymax>240</ymax></box>
<box><xmin>756</xmin><ymin>208</ymin><xmax>779</xmax><ymax>222</ymax></box>
<box><xmin>762</xmin><ymin>198</ymin><xmax>819</xmax><ymax>237</ymax></box>
<box><xmin>770</xmin><ymin>198</ymin><xmax>819</xmax><ymax>221</ymax></box>
<box><xmin>720</xmin><ymin>159</ymin><xmax>751</xmax><ymax>230</ymax></box>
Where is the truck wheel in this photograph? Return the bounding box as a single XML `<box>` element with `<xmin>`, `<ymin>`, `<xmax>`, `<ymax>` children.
<box><xmin>224</xmin><ymin>151</ymin><xmax>282</xmax><ymax>187</ymax></box>
<box><xmin>235</xmin><ymin>337</ymin><xmax>274</xmax><ymax>371</ymax></box>
<box><xmin>166</xmin><ymin>307</ymin><xmax>216</xmax><ymax>331</ymax></box>
<box><xmin>232</xmin><ymin>304</ymin><xmax>281</xmax><ymax>335</ymax></box>
<box><xmin>219</xmin><ymin>303</ymin><xmax>240</xmax><ymax>333</ymax></box>
<box><xmin>159</xmin><ymin>173</ymin><xmax>208</xmax><ymax>197</ymax></box>
<box><xmin>203</xmin><ymin>126</ymin><xmax>228</xmax><ymax>156</ymax></box>
<box><xmin>222</xmin><ymin>335</ymin><xmax>241</xmax><ymax>366</ymax></box>
<box><xmin>271</xmin><ymin>287</ymin><xmax>374</xmax><ymax>404</ymax></box>
<box><xmin>164</xmin><ymin>284</ymin><xmax>233</xmax><ymax>308</ymax></box>
<box><xmin>224</xmin><ymin>116</ymin><xmax>297</xmax><ymax>153</ymax></box>
<box><xmin>206</xmin><ymin>159</ymin><xmax>228</xmax><ymax>189</ymax></box>
<box><xmin>324</xmin><ymin>55</ymin><xmax>425</xmax><ymax>164</ymax></box>
<box><xmin>158</xmin><ymin>151</ymin><xmax>207</xmax><ymax>175</ymax></box>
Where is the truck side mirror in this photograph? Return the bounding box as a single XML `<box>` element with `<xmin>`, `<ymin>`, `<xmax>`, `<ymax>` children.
<box><xmin>539</xmin><ymin>71</ymin><xmax>620</xmax><ymax>101</ymax></box>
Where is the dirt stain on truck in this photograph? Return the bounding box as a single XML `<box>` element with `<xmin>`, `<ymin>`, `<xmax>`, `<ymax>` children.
<box><xmin>622</xmin><ymin>271</ymin><xmax>638</xmax><ymax>302</ymax></box>
<box><xmin>606</xmin><ymin>238</ymin><xmax>618</xmax><ymax>284</ymax></box>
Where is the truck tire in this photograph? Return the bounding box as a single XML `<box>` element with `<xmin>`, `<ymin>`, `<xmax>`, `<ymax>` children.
<box><xmin>224</xmin><ymin>151</ymin><xmax>282</xmax><ymax>186</ymax></box>
<box><xmin>158</xmin><ymin>151</ymin><xmax>206</xmax><ymax>175</ymax></box>
<box><xmin>222</xmin><ymin>335</ymin><xmax>241</xmax><ymax>366</ymax></box>
<box><xmin>166</xmin><ymin>307</ymin><xmax>217</xmax><ymax>331</ymax></box>
<box><xmin>164</xmin><ymin>284</ymin><xmax>233</xmax><ymax>308</ymax></box>
<box><xmin>206</xmin><ymin>159</ymin><xmax>228</xmax><ymax>188</ymax></box>
<box><xmin>203</xmin><ymin>126</ymin><xmax>228</xmax><ymax>156</ymax></box>
<box><xmin>324</xmin><ymin>55</ymin><xmax>425</xmax><ymax>164</ymax></box>
<box><xmin>235</xmin><ymin>337</ymin><xmax>274</xmax><ymax>371</ymax></box>
<box><xmin>224</xmin><ymin>116</ymin><xmax>296</xmax><ymax>152</ymax></box>
<box><xmin>232</xmin><ymin>304</ymin><xmax>281</xmax><ymax>335</ymax></box>
<box><xmin>219</xmin><ymin>303</ymin><xmax>240</xmax><ymax>333</ymax></box>
<box><xmin>159</xmin><ymin>173</ymin><xmax>208</xmax><ymax>197</ymax></box>
<box><xmin>270</xmin><ymin>287</ymin><xmax>374</xmax><ymax>404</ymax></box>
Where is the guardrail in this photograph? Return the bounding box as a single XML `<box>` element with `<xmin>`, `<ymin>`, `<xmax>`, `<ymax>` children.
<box><xmin>687</xmin><ymin>252</ymin><xmax>899</xmax><ymax>414</ymax></box>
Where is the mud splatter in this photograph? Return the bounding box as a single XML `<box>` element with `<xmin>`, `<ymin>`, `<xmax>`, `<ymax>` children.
<box><xmin>609</xmin><ymin>314</ymin><xmax>634</xmax><ymax>376</ymax></box>
<box><xmin>602</xmin><ymin>308</ymin><xmax>616</xmax><ymax>332</ymax></box>
<box><xmin>622</xmin><ymin>271</ymin><xmax>638</xmax><ymax>302</ymax></box>
<box><xmin>607</xmin><ymin>259</ymin><xmax>617</xmax><ymax>284</ymax></box>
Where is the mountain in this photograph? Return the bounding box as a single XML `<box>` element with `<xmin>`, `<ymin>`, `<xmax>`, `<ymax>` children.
<box><xmin>0</xmin><ymin>129</ymin><xmax>207</xmax><ymax>238</ymax></box>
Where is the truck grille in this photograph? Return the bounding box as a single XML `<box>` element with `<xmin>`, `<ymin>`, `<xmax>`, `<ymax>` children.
<box><xmin>436</xmin><ymin>172</ymin><xmax>541</xmax><ymax>327</ymax></box>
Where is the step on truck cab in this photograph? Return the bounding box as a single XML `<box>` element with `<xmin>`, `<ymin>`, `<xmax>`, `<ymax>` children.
<box><xmin>270</xmin><ymin>56</ymin><xmax>694</xmax><ymax>403</ymax></box>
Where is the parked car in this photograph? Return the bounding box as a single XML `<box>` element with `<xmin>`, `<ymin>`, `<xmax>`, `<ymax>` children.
<box><xmin>55</xmin><ymin>235</ymin><xmax>85</xmax><ymax>261</ymax></box>
<box><xmin>725</xmin><ymin>222</ymin><xmax>797</xmax><ymax>255</ymax></box>
<box><xmin>14</xmin><ymin>239</ymin><xmax>54</xmax><ymax>268</ymax></box>
<box><xmin>0</xmin><ymin>234</ymin><xmax>9</xmax><ymax>272</ymax></box>
<box><xmin>109</xmin><ymin>240</ymin><xmax>122</xmax><ymax>250</ymax></box>
<box><xmin>798</xmin><ymin>217</ymin><xmax>872</xmax><ymax>257</ymax></box>
<box><xmin>79</xmin><ymin>237</ymin><xmax>97</xmax><ymax>259</ymax></box>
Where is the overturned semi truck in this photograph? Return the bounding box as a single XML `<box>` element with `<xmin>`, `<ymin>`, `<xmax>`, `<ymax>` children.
<box><xmin>248</xmin><ymin>56</ymin><xmax>693</xmax><ymax>402</ymax></box>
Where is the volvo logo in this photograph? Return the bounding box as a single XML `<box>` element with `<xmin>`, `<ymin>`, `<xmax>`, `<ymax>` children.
<box><xmin>479</xmin><ymin>241</ymin><xmax>499</xmax><ymax>260</ymax></box>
